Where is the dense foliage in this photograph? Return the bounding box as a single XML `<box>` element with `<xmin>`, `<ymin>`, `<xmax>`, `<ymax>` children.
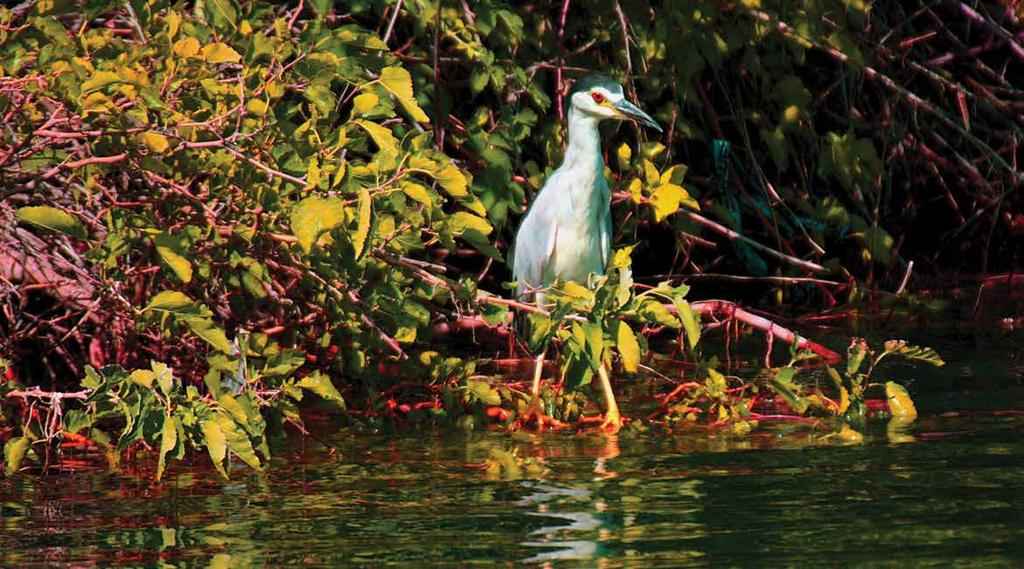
<box><xmin>4</xmin><ymin>0</ymin><xmax>1014</xmax><ymax>477</ymax></box>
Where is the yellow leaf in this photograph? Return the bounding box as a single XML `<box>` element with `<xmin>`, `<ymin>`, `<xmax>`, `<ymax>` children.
<box><xmin>156</xmin><ymin>245</ymin><xmax>193</xmax><ymax>283</ymax></box>
<box><xmin>560</xmin><ymin>281</ymin><xmax>592</xmax><ymax>299</ymax></box>
<box><xmin>353</xmin><ymin>186</ymin><xmax>372</xmax><ymax>259</ymax></box>
<box><xmin>650</xmin><ymin>183</ymin><xmax>699</xmax><ymax>222</ymax></box>
<box><xmin>354</xmin><ymin>119</ymin><xmax>398</xmax><ymax>157</ymax></box>
<box><xmin>140</xmin><ymin>131</ymin><xmax>171</xmax><ymax>153</ymax></box>
<box><xmin>156</xmin><ymin>415</ymin><xmax>178</xmax><ymax>480</ymax></box>
<box><xmin>165</xmin><ymin>10</ymin><xmax>181</xmax><ymax>40</ymax></box>
<box><xmin>15</xmin><ymin>206</ymin><xmax>88</xmax><ymax>239</ymax></box>
<box><xmin>200</xmin><ymin>420</ymin><xmax>228</xmax><ymax>478</ymax></box>
<box><xmin>378</xmin><ymin>66</ymin><xmax>429</xmax><ymax>122</ymax></box>
<box><xmin>201</xmin><ymin>42</ymin><xmax>242</xmax><ymax>64</ymax></box>
<box><xmin>173</xmin><ymin>37</ymin><xmax>200</xmax><ymax>58</ymax></box>
<box><xmin>659</xmin><ymin>164</ymin><xmax>689</xmax><ymax>186</ymax></box>
<box><xmin>616</xmin><ymin>143</ymin><xmax>632</xmax><ymax>171</ymax></box>
<box><xmin>885</xmin><ymin>381</ymin><xmax>918</xmax><ymax>421</ymax></box>
<box><xmin>616</xmin><ymin>321</ymin><xmax>641</xmax><ymax>373</ymax></box>
<box><xmin>246</xmin><ymin>98</ymin><xmax>268</xmax><ymax>115</ymax></box>
<box><xmin>290</xmin><ymin>196</ymin><xmax>346</xmax><ymax>253</ymax></box>
<box><xmin>401</xmin><ymin>181</ymin><xmax>433</xmax><ymax>207</ymax></box>
<box><xmin>627</xmin><ymin>178</ymin><xmax>644</xmax><ymax>203</ymax></box>
<box><xmin>434</xmin><ymin>163</ymin><xmax>468</xmax><ymax>197</ymax></box>
<box><xmin>81</xmin><ymin>70</ymin><xmax>123</xmax><ymax>93</ymax></box>
<box><xmin>352</xmin><ymin>93</ymin><xmax>379</xmax><ymax>116</ymax></box>
<box><xmin>129</xmin><ymin>369</ymin><xmax>156</xmax><ymax>388</ymax></box>
<box><xmin>306</xmin><ymin>156</ymin><xmax>321</xmax><ymax>189</ymax></box>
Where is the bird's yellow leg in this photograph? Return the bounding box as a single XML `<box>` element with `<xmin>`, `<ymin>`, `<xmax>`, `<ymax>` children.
<box><xmin>597</xmin><ymin>364</ymin><xmax>623</xmax><ymax>433</ymax></box>
<box><xmin>517</xmin><ymin>353</ymin><xmax>564</xmax><ymax>431</ymax></box>
<box><xmin>531</xmin><ymin>352</ymin><xmax>544</xmax><ymax>400</ymax></box>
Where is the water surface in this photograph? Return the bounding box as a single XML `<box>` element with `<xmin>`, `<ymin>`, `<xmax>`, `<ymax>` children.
<box><xmin>2</xmin><ymin>319</ymin><xmax>1023</xmax><ymax>566</ymax></box>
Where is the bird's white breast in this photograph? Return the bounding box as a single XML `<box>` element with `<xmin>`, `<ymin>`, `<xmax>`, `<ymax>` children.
<box><xmin>543</xmin><ymin>164</ymin><xmax>609</xmax><ymax>284</ymax></box>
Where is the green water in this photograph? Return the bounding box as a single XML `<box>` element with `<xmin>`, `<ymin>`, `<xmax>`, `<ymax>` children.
<box><xmin>2</xmin><ymin>322</ymin><xmax>1024</xmax><ymax>566</ymax></box>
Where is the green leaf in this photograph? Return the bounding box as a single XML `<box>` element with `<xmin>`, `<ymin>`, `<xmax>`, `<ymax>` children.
<box><xmin>304</xmin><ymin>84</ymin><xmax>337</xmax><ymax>115</ymax></box>
<box><xmin>525</xmin><ymin>313</ymin><xmax>553</xmax><ymax>353</ymax></box>
<box><xmin>201</xmin><ymin>42</ymin><xmax>241</xmax><ymax>64</ymax></box>
<box><xmin>4</xmin><ymin>437</ymin><xmax>30</xmax><ymax>475</ymax></box>
<box><xmin>155</xmin><ymin>414</ymin><xmax>178</xmax><ymax>481</ymax></box>
<box><xmin>846</xmin><ymin>339</ymin><xmax>869</xmax><ymax>376</ymax></box>
<box><xmin>200</xmin><ymin>419</ymin><xmax>229</xmax><ymax>479</ymax></box>
<box><xmin>297</xmin><ymin>371</ymin><xmax>346</xmax><ymax>408</ymax></box>
<box><xmin>16</xmin><ymin>206</ymin><xmax>88</xmax><ymax>239</ymax></box>
<box><xmin>186</xmin><ymin>318</ymin><xmax>233</xmax><ymax>354</ymax></box>
<box><xmin>448</xmin><ymin>211</ymin><xmax>492</xmax><ymax>238</ymax></box>
<box><xmin>466</xmin><ymin>379</ymin><xmax>501</xmax><ymax>406</ymax></box>
<box><xmin>155</xmin><ymin>240</ymin><xmax>193</xmax><ymax>283</ymax></box>
<box><xmin>616</xmin><ymin>321</ymin><xmax>641</xmax><ymax>373</ymax></box>
<box><xmin>81</xmin><ymin>70</ymin><xmax>124</xmax><ymax>93</ymax></box>
<box><xmin>616</xmin><ymin>143</ymin><xmax>632</xmax><ymax>171</ymax></box>
<box><xmin>290</xmin><ymin>196</ymin><xmax>346</xmax><ymax>253</ymax></box>
<box><xmin>638</xmin><ymin>299</ymin><xmax>680</xmax><ymax>328</ymax></box>
<box><xmin>202</xmin><ymin>0</ymin><xmax>238</xmax><ymax>31</ymax></box>
<box><xmin>215</xmin><ymin>415</ymin><xmax>263</xmax><ymax>471</ymax></box>
<box><xmin>353</xmin><ymin>187</ymin><xmax>372</xmax><ymax>260</ymax></box>
<box><xmin>673</xmin><ymin>299</ymin><xmax>701</xmax><ymax>350</ymax></box>
<box><xmin>770</xmin><ymin>367</ymin><xmax>809</xmax><ymax>413</ymax></box>
<box><xmin>378</xmin><ymin>66</ymin><xmax>429</xmax><ymax>122</ymax></box>
<box><xmin>145</xmin><ymin>290</ymin><xmax>194</xmax><ymax>312</ymax></box>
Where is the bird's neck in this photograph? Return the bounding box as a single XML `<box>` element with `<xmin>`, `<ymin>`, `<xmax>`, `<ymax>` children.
<box><xmin>561</xmin><ymin>107</ymin><xmax>603</xmax><ymax>175</ymax></box>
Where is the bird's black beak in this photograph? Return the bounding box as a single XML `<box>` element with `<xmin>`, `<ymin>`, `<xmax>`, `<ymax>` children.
<box><xmin>614</xmin><ymin>99</ymin><xmax>662</xmax><ymax>132</ymax></box>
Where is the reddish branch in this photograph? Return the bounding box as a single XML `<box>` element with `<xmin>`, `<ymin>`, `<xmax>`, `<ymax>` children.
<box><xmin>688</xmin><ymin>300</ymin><xmax>842</xmax><ymax>364</ymax></box>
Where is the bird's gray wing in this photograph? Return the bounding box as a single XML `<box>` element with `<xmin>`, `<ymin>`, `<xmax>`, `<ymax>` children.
<box><xmin>512</xmin><ymin>191</ymin><xmax>558</xmax><ymax>300</ymax></box>
<box><xmin>599</xmin><ymin>178</ymin><xmax>612</xmax><ymax>270</ymax></box>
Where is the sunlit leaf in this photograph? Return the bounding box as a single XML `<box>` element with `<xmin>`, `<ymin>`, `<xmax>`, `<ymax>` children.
<box><xmin>15</xmin><ymin>206</ymin><xmax>88</xmax><ymax>239</ymax></box>
<box><xmin>466</xmin><ymin>379</ymin><xmax>501</xmax><ymax>406</ymax></box>
<box><xmin>139</xmin><ymin>131</ymin><xmax>171</xmax><ymax>153</ymax></box>
<box><xmin>200</xmin><ymin>419</ymin><xmax>228</xmax><ymax>478</ymax></box>
<box><xmin>3</xmin><ymin>437</ymin><xmax>30</xmax><ymax>475</ymax></box>
<box><xmin>352</xmin><ymin>93</ymin><xmax>379</xmax><ymax>116</ymax></box>
<box><xmin>297</xmin><ymin>371</ymin><xmax>346</xmax><ymax>408</ymax></box>
<box><xmin>378</xmin><ymin>66</ymin><xmax>429</xmax><ymax>122</ymax></box>
<box><xmin>290</xmin><ymin>196</ymin><xmax>346</xmax><ymax>253</ymax></box>
<box><xmin>353</xmin><ymin>186</ymin><xmax>372</xmax><ymax>259</ymax></box>
<box><xmin>885</xmin><ymin>381</ymin><xmax>917</xmax><ymax>421</ymax></box>
<box><xmin>155</xmin><ymin>414</ymin><xmax>178</xmax><ymax>481</ymax></box>
<box><xmin>616</xmin><ymin>321</ymin><xmax>641</xmax><ymax>373</ymax></box>
<box><xmin>649</xmin><ymin>183</ymin><xmax>699</xmax><ymax>222</ymax></box>
<box><xmin>201</xmin><ymin>42</ymin><xmax>241</xmax><ymax>64</ymax></box>
<box><xmin>354</xmin><ymin>119</ymin><xmax>398</xmax><ymax>157</ymax></box>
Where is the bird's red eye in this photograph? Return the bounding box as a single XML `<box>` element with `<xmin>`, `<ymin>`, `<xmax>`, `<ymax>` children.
<box><xmin>591</xmin><ymin>91</ymin><xmax>605</xmax><ymax>103</ymax></box>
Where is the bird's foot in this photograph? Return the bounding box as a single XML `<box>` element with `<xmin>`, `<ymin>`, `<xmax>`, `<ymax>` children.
<box><xmin>598</xmin><ymin>408</ymin><xmax>624</xmax><ymax>434</ymax></box>
<box><xmin>576</xmin><ymin>409</ymin><xmax>626</xmax><ymax>433</ymax></box>
<box><xmin>516</xmin><ymin>398</ymin><xmax>566</xmax><ymax>432</ymax></box>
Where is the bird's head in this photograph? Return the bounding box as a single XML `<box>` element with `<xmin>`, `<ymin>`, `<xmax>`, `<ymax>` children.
<box><xmin>566</xmin><ymin>73</ymin><xmax>662</xmax><ymax>132</ymax></box>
